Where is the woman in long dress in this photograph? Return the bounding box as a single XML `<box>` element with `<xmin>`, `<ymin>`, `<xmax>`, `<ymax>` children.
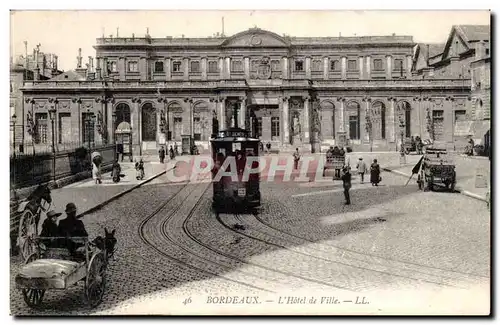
<box><xmin>370</xmin><ymin>159</ymin><xmax>381</xmax><ymax>186</ymax></box>
<box><xmin>92</xmin><ymin>162</ymin><xmax>102</xmax><ymax>184</ymax></box>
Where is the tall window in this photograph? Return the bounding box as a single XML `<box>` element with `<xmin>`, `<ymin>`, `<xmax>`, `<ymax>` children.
<box><xmin>232</xmin><ymin>60</ymin><xmax>243</xmax><ymax>72</ymax></box>
<box><xmin>373</xmin><ymin>59</ymin><xmax>383</xmax><ymax>70</ymax></box>
<box><xmin>81</xmin><ymin>112</ymin><xmax>95</xmax><ymax>145</ymax></box>
<box><xmin>394</xmin><ymin>59</ymin><xmax>404</xmax><ymax>70</ymax></box>
<box><xmin>432</xmin><ymin>110</ymin><xmax>444</xmax><ymax>141</ymax></box>
<box><xmin>348</xmin><ymin>60</ymin><xmax>357</xmax><ymax>71</ymax></box>
<box><xmin>173</xmin><ymin>117</ymin><xmax>183</xmax><ymax>140</ymax></box>
<box><xmin>109</xmin><ymin>61</ymin><xmax>117</xmax><ymax>72</ymax></box>
<box><xmin>172</xmin><ymin>61</ymin><xmax>182</xmax><ymax>72</ymax></box>
<box><xmin>208</xmin><ymin>61</ymin><xmax>218</xmax><ymax>73</ymax></box>
<box><xmin>271</xmin><ymin>117</ymin><xmax>280</xmax><ymax>137</ymax></box>
<box><xmin>193</xmin><ymin>117</ymin><xmax>201</xmax><ymax>140</ymax></box>
<box><xmin>256</xmin><ymin>117</ymin><xmax>263</xmax><ymax>137</ymax></box>
<box><xmin>34</xmin><ymin>113</ymin><xmax>48</xmax><ymax>144</ymax></box>
<box><xmin>312</xmin><ymin>60</ymin><xmax>322</xmax><ymax>71</ymax></box>
<box><xmin>330</xmin><ymin>60</ymin><xmax>339</xmax><ymax>71</ymax></box>
<box><xmin>154</xmin><ymin>61</ymin><xmax>164</xmax><ymax>73</ymax></box>
<box><xmin>191</xmin><ymin>61</ymin><xmax>200</xmax><ymax>73</ymax></box>
<box><xmin>349</xmin><ymin>115</ymin><xmax>359</xmax><ymax>140</ymax></box>
<box><xmin>58</xmin><ymin>113</ymin><xmax>71</xmax><ymax>144</ymax></box>
<box><xmin>127</xmin><ymin>61</ymin><xmax>138</xmax><ymax>72</ymax></box>
<box><xmin>295</xmin><ymin>60</ymin><xmax>304</xmax><ymax>71</ymax></box>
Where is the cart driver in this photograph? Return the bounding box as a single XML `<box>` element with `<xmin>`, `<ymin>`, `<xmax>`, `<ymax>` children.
<box><xmin>58</xmin><ymin>203</ymin><xmax>88</xmax><ymax>257</ymax></box>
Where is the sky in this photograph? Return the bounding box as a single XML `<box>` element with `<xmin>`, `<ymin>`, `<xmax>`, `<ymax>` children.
<box><xmin>10</xmin><ymin>10</ymin><xmax>490</xmax><ymax>72</ymax></box>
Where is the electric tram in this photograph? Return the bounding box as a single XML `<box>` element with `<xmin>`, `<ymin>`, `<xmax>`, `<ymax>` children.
<box><xmin>210</xmin><ymin>126</ymin><xmax>261</xmax><ymax>211</ymax></box>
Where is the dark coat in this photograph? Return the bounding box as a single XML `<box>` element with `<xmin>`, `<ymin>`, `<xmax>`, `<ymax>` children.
<box><xmin>40</xmin><ymin>218</ymin><xmax>59</xmax><ymax>238</ymax></box>
<box><xmin>159</xmin><ymin>148</ymin><xmax>166</xmax><ymax>157</ymax></box>
<box><xmin>341</xmin><ymin>171</ymin><xmax>352</xmax><ymax>189</ymax></box>
<box><xmin>370</xmin><ymin>163</ymin><xmax>381</xmax><ymax>183</ymax></box>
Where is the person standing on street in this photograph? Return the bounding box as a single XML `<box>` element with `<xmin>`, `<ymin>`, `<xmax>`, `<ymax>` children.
<box><xmin>169</xmin><ymin>145</ymin><xmax>175</xmax><ymax>160</ymax></box>
<box><xmin>159</xmin><ymin>146</ymin><xmax>166</xmax><ymax>163</ymax></box>
<box><xmin>356</xmin><ymin>157</ymin><xmax>367</xmax><ymax>184</ymax></box>
<box><xmin>341</xmin><ymin>167</ymin><xmax>352</xmax><ymax>205</ymax></box>
<box><xmin>293</xmin><ymin>148</ymin><xmax>301</xmax><ymax>170</ymax></box>
<box><xmin>174</xmin><ymin>143</ymin><xmax>179</xmax><ymax>156</ymax></box>
<box><xmin>370</xmin><ymin>159</ymin><xmax>381</xmax><ymax>186</ymax></box>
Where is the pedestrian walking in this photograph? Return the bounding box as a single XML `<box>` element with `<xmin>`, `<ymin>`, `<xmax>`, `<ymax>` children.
<box><xmin>174</xmin><ymin>143</ymin><xmax>179</xmax><ymax>156</ymax></box>
<box><xmin>341</xmin><ymin>167</ymin><xmax>352</xmax><ymax>205</ymax></box>
<box><xmin>135</xmin><ymin>158</ymin><xmax>145</xmax><ymax>180</ymax></box>
<box><xmin>92</xmin><ymin>161</ymin><xmax>102</xmax><ymax>184</ymax></box>
<box><xmin>266</xmin><ymin>142</ymin><xmax>271</xmax><ymax>154</ymax></box>
<box><xmin>370</xmin><ymin>159</ymin><xmax>381</xmax><ymax>186</ymax></box>
<box><xmin>293</xmin><ymin>148</ymin><xmax>301</xmax><ymax>170</ymax></box>
<box><xmin>112</xmin><ymin>160</ymin><xmax>122</xmax><ymax>183</ymax></box>
<box><xmin>356</xmin><ymin>157</ymin><xmax>367</xmax><ymax>183</ymax></box>
<box><xmin>169</xmin><ymin>145</ymin><xmax>175</xmax><ymax>160</ymax></box>
<box><xmin>159</xmin><ymin>146</ymin><xmax>166</xmax><ymax>163</ymax></box>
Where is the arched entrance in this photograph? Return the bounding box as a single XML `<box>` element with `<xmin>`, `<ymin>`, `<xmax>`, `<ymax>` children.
<box><xmin>141</xmin><ymin>103</ymin><xmax>157</xmax><ymax>142</ymax></box>
<box><xmin>114</xmin><ymin>103</ymin><xmax>131</xmax><ymax>130</ymax></box>
<box><xmin>398</xmin><ymin>101</ymin><xmax>412</xmax><ymax>138</ymax></box>
<box><xmin>346</xmin><ymin>101</ymin><xmax>360</xmax><ymax>140</ymax></box>
<box><xmin>320</xmin><ymin>101</ymin><xmax>335</xmax><ymax>139</ymax></box>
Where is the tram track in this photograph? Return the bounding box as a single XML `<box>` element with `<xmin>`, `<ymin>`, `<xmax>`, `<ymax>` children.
<box><xmin>211</xmin><ymin>202</ymin><xmax>487</xmax><ymax>290</ymax></box>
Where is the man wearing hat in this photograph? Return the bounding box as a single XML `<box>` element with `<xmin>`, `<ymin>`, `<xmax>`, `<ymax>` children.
<box><xmin>356</xmin><ymin>157</ymin><xmax>367</xmax><ymax>184</ymax></box>
<box><xmin>341</xmin><ymin>166</ymin><xmax>352</xmax><ymax>205</ymax></box>
<box><xmin>58</xmin><ymin>203</ymin><xmax>88</xmax><ymax>254</ymax></box>
<box><xmin>40</xmin><ymin>210</ymin><xmax>62</xmax><ymax>246</ymax></box>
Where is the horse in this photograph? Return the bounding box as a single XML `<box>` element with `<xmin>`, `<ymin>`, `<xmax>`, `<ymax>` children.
<box><xmin>91</xmin><ymin>228</ymin><xmax>117</xmax><ymax>261</ymax></box>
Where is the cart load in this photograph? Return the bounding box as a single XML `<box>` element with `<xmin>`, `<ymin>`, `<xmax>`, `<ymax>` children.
<box><xmin>417</xmin><ymin>147</ymin><xmax>456</xmax><ymax>191</ymax></box>
<box><xmin>323</xmin><ymin>152</ymin><xmax>346</xmax><ymax>179</ymax></box>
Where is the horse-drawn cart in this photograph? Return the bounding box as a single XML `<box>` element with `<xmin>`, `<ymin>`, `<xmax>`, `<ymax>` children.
<box><xmin>15</xmin><ymin>236</ymin><xmax>110</xmax><ymax>309</ymax></box>
<box><xmin>417</xmin><ymin>148</ymin><xmax>456</xmax><ymax>191</ymax></box>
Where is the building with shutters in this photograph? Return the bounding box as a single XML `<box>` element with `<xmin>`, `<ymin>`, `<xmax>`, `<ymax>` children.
<box><xmin>18</xmin><ymin>25</ymin><xmax>489</xmax><ymax>155</ymax></box>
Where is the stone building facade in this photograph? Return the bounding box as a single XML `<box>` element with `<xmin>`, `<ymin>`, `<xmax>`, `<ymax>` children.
<box><xmin>20</xmin><ymin>26</ymin><xmax>488</xmax><ymax>155</ymax></box>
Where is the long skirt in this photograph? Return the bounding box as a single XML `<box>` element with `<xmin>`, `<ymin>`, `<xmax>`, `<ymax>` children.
<box><xmin>370</xmin><ymin>170</ymin><xmax>380</xmax><ymax>184</ymax></box>
<box><xmin>92</xmin><ymin>165</ymin><xmax>102</xmax><ymax>180</ymax></box>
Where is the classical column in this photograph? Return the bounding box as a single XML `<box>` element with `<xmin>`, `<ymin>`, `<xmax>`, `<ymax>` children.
<box><xmin>413</xmin><ymin>96</ymin><xmax>422</xmax><ymax>139</ymax></box>
<box><xmin>103</xmin><ymin>57</ymin><xmax>108</xmax><ymax>78</ymax></box>
<box><xmin>140</xmin><ymin>57</ymin><xmax>147</xmax><ymax>81</ymax></box>
<box><xmin>387</xmin><ymin>97</ymin><xmax>396</xmax><ymax>143</ymax></box>
<box><xmin>132</xmin><ymin>97</ymin><xmax>141</xmax><ymax>155</ymax></box>
<box><xmin>71</xmin><ymin>97</ymin><xmax>82</xmax><ymax>144</ymax></box>
<box><xmin>445</xmin><ymin>96</ymin><xmax>454</xmax><ymax>143</ymax></box>
<box><xmin>362</xmin><ymin>97</ymin><xmax>371</xmax><ymax>143</ymax></box>
<box><xmin>282</xmin><ymin>57</ymin><xmax>289</xmax><ymax>79</ymax></box>
<box><xmin>239</xmin><ymin>96</ymin><xmax>246</xmax><ymax>129</ymax></box>
<box><xmin>95</xmin><ymin>57</ymin><xmax>102</xmax><ymax>80</ymax></box>
<box><xmin>183</xmin><ymin>57</ymin><xmax>189</xmax><ymax>80</ymax></box>
<box><xmin>406</xmin><ymin>55</ymin><xmax>412</xmax><ymax>79</ymax></box>
<box><xmin>337</xmin><ymin>97</ymin><xmax>346</xmax><ymax>133</ymax></box>
<box><xmin>323</xmin><ymin>57</ymin><xmax>329</xmax><ymax>80</ymax></box>
<box><xmin>118</xmin><ymin>57</ymin><xmax>125</xmax><ymax>81</ymax></box>
<box><xmin>201</xmin><ymin>57</ymin><xmax>207</xmax><ymax>80</ymax></box>
<box><xmin>219</xmin><ymin>96</ymin><xmax>226</xmax><ymax>129</ymax></box>
<box><xmin>359</xmin><ymin>56</ymin><xmax>364</xmax><ymax>79</ymax></box>
<box><xmin>305</xmin><ymin>57</ymin><xmax>311</xmax><ymax>79</ymax></box>
<box><xmin>282</xmin><ymin>96</ymin><xmax>290</xmax><ymax>145</ymax></box>
<box><xmin>165</xmin><ymin>58</ymin><xmax>171</xmax><ymax>80</ymax></box>
<box><xmin>225</xmin><ymin>57</ymin><xmax>231</xmax><ymax>79</ymax></box>
<box><xmin>244</xmin><ymin>57</ymin><xmax>250</xmax><ymax>79</ymax></box>
<box><xmin>219</xmin><ymin>57</ymin><xmax>224</xmax><ymax>79</ymax></box>
<box><xmin>386</xmin><ymin>55</ymin><xmax>392</xmax><ymax>79</ymax></box>
<box><xmin>365</xmin><ymin>56</ymin><xmax>371</xmax><ymax>79</ymax></box>
<box><xmin>303</xmin><ymin>96</ymin><xmax>310</xmax><ymax>143</ymax></box>
<box><xmin>341</xmin><ymin>57</ymin><xmax>347</xmax><ymax>79</ymax></box>
<box><xmin>183</xmin><ymin>98</ymin><xmax>194</xmax><ymax>138</ymax></box>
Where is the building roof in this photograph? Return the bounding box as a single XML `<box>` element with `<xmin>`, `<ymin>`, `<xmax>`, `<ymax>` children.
<box><xmin>455</xmin><ymin>25</ymin><xmax>490</xmax><ymax>42</ymax></box>
<box><xmin>48</xmin><ymin>70</ymin><xmax>86</xmax><ymax>81</ymax></box>
<box><xmin>417</xmin><ymin>43</ymin><xmax>445</xmax><ymax>60</ymax></box>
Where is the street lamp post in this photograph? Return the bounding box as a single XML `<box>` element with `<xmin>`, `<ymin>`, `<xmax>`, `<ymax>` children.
<box><xmin>112</xmin><ymin>111</ymin><xmax>117</xmax><ymax>160</ymax></box>
<box><xmin>11</xmin><ymin>114</ymin><xmax>17</xmax><ymax>157</ymax></box>
<box><xmin>399</xmin><ymin>115</ymin><xmax>406</xmax><ymax>165</ymax></box>
<box><xmin>48</xmin><ymin>107</ymin><xmax>57</xmax><ymax>182</ymax></box>
<box><xmin>85</xmin><ymin>109</ymin><xmax>96</xmax><ymax>165</ymax></box>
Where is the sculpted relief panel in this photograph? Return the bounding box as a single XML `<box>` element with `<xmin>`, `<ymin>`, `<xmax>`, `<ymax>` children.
<box><xmin>223</xmin><ymin>32</ymin><xmax>289</xmax><ymax>48</ymax></box>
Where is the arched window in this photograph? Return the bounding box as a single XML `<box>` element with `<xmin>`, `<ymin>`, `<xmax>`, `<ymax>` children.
<box><xmin>114</xmin><ymin>103</ymin><xmax>131</xmax><ymax>130</ymax></box>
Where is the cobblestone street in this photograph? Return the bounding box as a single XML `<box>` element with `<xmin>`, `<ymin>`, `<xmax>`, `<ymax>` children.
<box><xmin>10</xmin><ymin>161</ymin><xmax>490</xmax><ymax>315</ymax></box>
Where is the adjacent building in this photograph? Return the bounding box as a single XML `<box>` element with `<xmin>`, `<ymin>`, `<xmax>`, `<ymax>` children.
<box><xmin>19</xmin><ymin>25</ymin><xmax>490</xmax><ymax>155</ymax></box>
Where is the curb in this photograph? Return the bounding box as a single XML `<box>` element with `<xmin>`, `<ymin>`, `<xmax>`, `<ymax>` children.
<box><xmin>382</xmin><ymin>167</ymin><xmax>489</xmax><ymax>203</ymax></box>
<box><xmin>76</xmin><ymin>166</ymin><xmax>174</xmax><ymax>218</ymax></box>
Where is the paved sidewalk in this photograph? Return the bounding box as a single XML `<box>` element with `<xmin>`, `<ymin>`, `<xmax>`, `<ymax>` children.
<box><xmin>383</xmin><ymin>154</ymin><xmax>490</xmax><ymax>202</ymax></box>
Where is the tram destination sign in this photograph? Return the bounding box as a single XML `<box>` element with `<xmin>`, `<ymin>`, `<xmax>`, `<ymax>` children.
<box><xmin>217</xmin><ymin>130</ymin><xmax>249</xmax><ymax>138</ymax></box>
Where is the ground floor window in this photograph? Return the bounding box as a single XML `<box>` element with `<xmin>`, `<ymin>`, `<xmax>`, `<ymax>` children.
<box><xmin>81</xmin><ymin>113</ymin><xmax>95</xmax><ymax>145</ymax></box>
<box><xmin>349</xmin><ymin>115</ymin><xmax>360</xmax><ymax>140</ymax></box>
<box><xmin>58</xmin><ymin>113</ymin><xmax>71</xmax><ymax>144</ymax></box>
<box><xmin>194</xmin><ymin>117</ymin><xmax>201</xmax><ymax>141</ymax></box>
<box><xmin>35</xmin><ymin>113</ymin><xmax>48</xmax><ymax>144</ymax></box>
<box><xmin>256</xmin><ymin>117</ymin><xmax>263</xmax><ymax>137</ymax></box>
<box><xmin>271</xmin><ymin>117</ymin><xmax>280</xmax><ymax>137</ymax></box>
<box><xmin>432</xmin><ymin>110</ymin><xmax>444</xmax><ymax>141</ymax></box>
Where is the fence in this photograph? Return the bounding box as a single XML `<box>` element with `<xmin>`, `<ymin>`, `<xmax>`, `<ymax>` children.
<box><xmin>10</xmin><ymin>143</ymin><xmax>115</xmax><ymax>189</ymax></box>
<box><xmin>10</xmin><ymin>140</ymin><xmax>106</xmax><ymax>156</ymax></box>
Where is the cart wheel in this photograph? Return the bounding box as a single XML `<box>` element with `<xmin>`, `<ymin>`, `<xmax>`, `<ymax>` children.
<box><xmin>18</xmin><ymin>210</ymin><xmax>38</xmax><ymax>261</ymax></box>
<box><xmin>21</xmin><ymin>253</ymin><xmax>45</xmax><ymax>308</ymax></box>
<box><xmin>85</xmin><ymin>252</ymin><xmax>106</xmax><ymax>308</ymax></box>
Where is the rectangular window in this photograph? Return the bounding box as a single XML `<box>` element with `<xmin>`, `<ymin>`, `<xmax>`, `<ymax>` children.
<box><xmin>208</xmin><ymin>61</ymin><xmax>218</xmax><ymax>73</ymax></box>
<box><xmin>172</xmin><ymin>61</ymin><xmax>182</xmax><ymax>72</ymax></box>
<box><xmin>190</xmin><ymin>61</ymin><xmax>200</xmax><ymax>73</ymax></box>
<box><xmin>194</xmin><ymin>117</ymin><xmax>201</xmax><ymax>141</ymax></box>
<box><xmin>330</xmin><ymin>60</ymin><xmax>339</xmax><ymax>71</ymax></box>
<box><xmin>271</xmin><ymin>60</ymin><xmax>281</xmax><ymax>71</ymax></box>
<box><xmin>312</xmin><ymin>60</ymin><xmax>322</xmax><ymax>72</ymax></box>
<box><xmin>256</xmin><ymin>117</ymin><xmax>263</xmax><ymax>137</ymax></box>
<box><xmin>394</xmin><ymin>59</ymin><xmax>404</xmax><ymax>70</ymax></box>
<box><xmin>127</xmin><ymin>61</ymin><xmax>138</xmax><ymax>72</ymax></box>
<box><xmin>348</xmin><ymin>60</ymin><xmax>357</xmax><ymax>71</ymax></box>
<box><xmin>349</xmin><ymin>115</ymin><xmax>359</xmax><ymax>140</ymax></box>
<box><xmin>373</xmin><ymin>59</ymin><xmax>383</xmax><ymax>70</ymax></box>
<box><xmin>81</xmin><ymin>113</ymin><xmax>95</xmax><ymax>145</ymax></box>
<box><xmin>173</xmin><ymin>117</ymin><xmax>182</xmax><ymax>141</ymax></box>
<box><xmin>34</xmin><ymin>113</ymin><xmax>48</xmax><ymax>144</ymax></box>
<box><xmin>58</xmin><ymin>113</ymin><xmax>71</xmax><ymax>144</ymax></box>
<box><xmin>295</xmin><ymin>60</ymin><xmax>304</xmax><ymax>71</ymax></box>
<box><xmin>231</xmin><ymin>60</ymin><xmax>243</xmax><ymax>72</ymax></box>
<box><xmin>271</xmin><ymin>117</ymin><xmax>280</xmax><ymax>137</ymax></box>
<box><xmin>154</xmin><ymin>61</ymin><xmax>164</xmax><ymax>73</ymax></box>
